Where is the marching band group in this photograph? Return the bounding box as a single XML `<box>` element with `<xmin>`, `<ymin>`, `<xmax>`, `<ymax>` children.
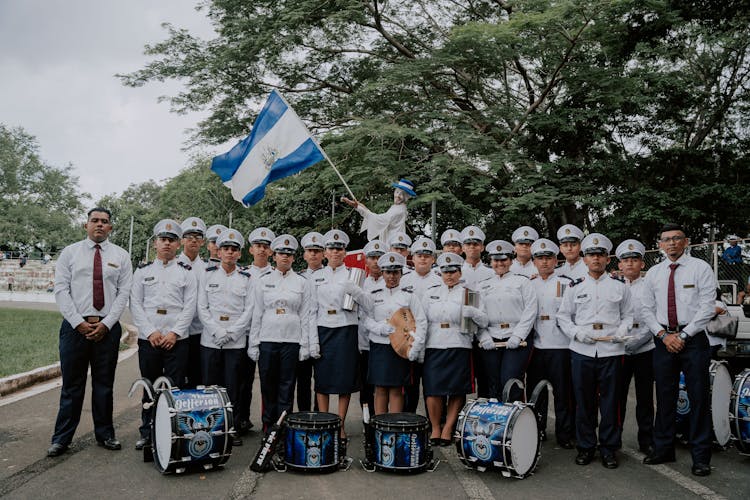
<box><xmin>48</xmin><ymin>205</ymin><xmax>719</xmax><ymax>479</ymax></box>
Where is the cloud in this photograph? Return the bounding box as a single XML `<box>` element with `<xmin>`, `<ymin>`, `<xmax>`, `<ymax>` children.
<box><xmin>0</xmin><ymin>0</ymin><xmax>217</xmax><ymax>201</ymax></box>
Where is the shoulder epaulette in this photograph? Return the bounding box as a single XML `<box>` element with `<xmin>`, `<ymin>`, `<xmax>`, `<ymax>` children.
<box><xmin>569</xmin><ymin>277</ymin><xmax>584</xmax><ymax>287</ymax></box>
<box><xmin>261</xmin><ymin>270</ymin><xmax>272</xmax><ymax>277</ymax></box>
<box><xmin>528</xmin><ymin>275</ymin><xmax>536</xmax><ymax>280</ymax></box>
<box><xmin>610</xmin><ymin>274</ymin><xmax>625</xmax><ymax>283</ymax></box>
<box><xmin>479</xmin><ymin>276</ymin><xmax>494</xmax><ymax>283</ymax></box>
<box><xmin>239</xmin><ymin>270</ymin><xmax>251</xmax><ymax>278</ymax></box>
<box><xmin>177</xmin><ymin>261</ymin><xmax>192</xmax><ymax>271</ymax></box>
<box><xmin>403</xmin><ymin>269</ymin><xmax>413</xmax><ymax>275</ymax></box>
<box><xmin>296</xmin><ymin>271</ymin><xmax>308</xmax><ymax>279</ymax></box>
<box><xmin>559</xmin><ymin>274</ymin><xmax>573</xmax><ymax>281</ymax></box>
<box><xmin>137</xmin><ymin>261</ymin><xmax>151</xmax><ymax>269</ymax></box>
<box><xmin>484</xmin><ymin>263</ymin><xmax>492</xmax><ymax>269</ymax></box>
<box><xmin>428</xmin><ymin>283</ymin><xmax>441</xmax><ymax>289</ymax></box>
<box><xmin>371</xmin><ymin>288</ymin><xmax>384</xmax><ymax>294</ymax></box>
<box><xmin>512</xmin><ymin>273</ymin><xmax>530</xmax><ymax>279</ymax></box>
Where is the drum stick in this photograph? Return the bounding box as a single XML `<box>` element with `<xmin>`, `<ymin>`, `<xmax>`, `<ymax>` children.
<box><xmin>593</xmin><ymin>336</ymin><xmax>633</xmax><ymax>343</ymax></box>
<box><xmin>493</xmin><ymin>340</ymin><xmax>528</xmax><ymax>348</ymax></box>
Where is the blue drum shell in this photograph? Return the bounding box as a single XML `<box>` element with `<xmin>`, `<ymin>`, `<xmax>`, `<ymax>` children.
<box><xmin>284</xmin><ymin>412</ymin><xmax>340</xmax><ymax>472</ymax></box>
<box><xmin>458</xmin><ymin>400</ymin><xmax>514</xmax><ymax>469</ymax></box>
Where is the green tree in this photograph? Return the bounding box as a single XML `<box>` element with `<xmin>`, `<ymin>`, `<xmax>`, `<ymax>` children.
<box><xmin>0</xmin><ymin>124</ymin><xmax>87</xmax><ymax>255</ymax></box>
<box><xmin>120</xmin><ymin>0</ymin><xmax>750</xmax><ymax>244</ymax></box>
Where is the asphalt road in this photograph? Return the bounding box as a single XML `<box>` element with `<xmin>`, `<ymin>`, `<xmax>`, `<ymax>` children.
<box><xmin>1</xmin><ymin>314</ymin><xmax>748</xmax><ymax>499</ymax></box>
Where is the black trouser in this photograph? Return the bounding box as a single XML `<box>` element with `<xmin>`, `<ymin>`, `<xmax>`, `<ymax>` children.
<box><xmin>235</xmin><ymin>338</ymin><xmax>255</xmax><ymax>429</ymax></box>
<box><xmin>652</xmin><ymin>331</ymin><xmax>712</xmax><ymax>464</ymax></box>
<box><xmin>571</xmin><ymin>352</ymin><xmax>622</xmax><ymax>453</ymax></box>
<box><xmin>477</xmin><ymin>340</ymin><xmax>533</xmax><ymax>402</ymax></box>
<box><xmin>258</xmin><ymin>342</ymin><xmax>299</xmax><ymax>429</ymax></box>
<box><xmin>527</xmin><ymin>348</ymin><xmax>574</xmax><ymax>444</ymax></box>
<box><xmin>619</xmin><ymin>349</ymin><xmax>654</xmax><ymax>451</ymax></box>
<box><xmin>358</xmin><ymin>350</ymin><xmax>375</xmax><ymax>410</ymax></box>
<box><xmin>201</xmin><ymin>345</ymin><xmax>247</xmax><ymax>429</ymax></box>
<box><xmin>184</xmin><ymin>333</ymin><xmax>203</xmax><ymax>389</ymax></box>
<box><xmin>296</xmin><ymin>357</ymin><xmax>317</xmax><ymax>411</ymax></box>
<box><xmin>137</xmin><ymin>338</ymin><xmax>189</xmax><ymax>438</ymax></box>
<box><xmin>472</xmin><ymin>340</ymin><xmax>489</xmax><ymax>398</ymax></box>
<box><xmin>51</xmin><ymin>320</ymin><xmax>121</xmax><ymax>446</ymax></box>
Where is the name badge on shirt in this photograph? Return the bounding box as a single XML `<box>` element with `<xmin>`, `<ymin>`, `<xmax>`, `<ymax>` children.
<box><xmin>683</xmin><ymin>284</ymin><xmax>695</xmax><ymax>289</ymax></box>
<box><xmin>265</xmin><ymin>284</ymin><xmax>276</xmax><ymax>288</ymax></box>
<box><xmin>107</xmin><ymin>262</ymin><xmax>119</xmax><ymax>268</ymax></box>
<box><xmin>144</xmin><ymin>276</ymin><xmax>155</xmax><ymax>282</ymax></box>
<box><xmin>430</xmin><ymin>296</ymin><xmax>439</xmax><ymax>299</ymax></box>
<box><xmin>209</xmin><ymin>283</ymin><xmax>219</xmax><ymax>288</ymax></box>
<box><xmin>374</xmin><ymin>299</ymin><xmax>384</xmax><ymax>304</ymax></box>
<box><xmin>577</xmin><ymin>294</ymin><xmax>588</xmax><ymax>299</ymax></box>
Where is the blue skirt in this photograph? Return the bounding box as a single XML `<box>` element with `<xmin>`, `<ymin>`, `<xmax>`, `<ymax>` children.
<box><xmin>314</xmin><ymin>325</ymin><xmax>360</xmax><ymax>394</ymax></box>
<box><xmin>423</xmin><ymin>348</ymin><xmax>472</xmax><ymax>397</ymax></box>
<box><xmin>368</xmin><ymin>342</ymin><xmax>410</xmax><ymax>388</ymax></box>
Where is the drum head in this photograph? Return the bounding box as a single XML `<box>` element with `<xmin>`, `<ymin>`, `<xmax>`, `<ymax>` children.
<box><xmin>154</xmin><ymin>393</ymin><xmax>174</xmax><ymax>471</ymax></box>
<box><xmin>509</xmin><ymin>406</ymin><xmax>539</xmax><ymax>476</ymax></box>
<box><xmin>710</xmin><ymin>362</ymin><xmax>732</xmax><ymax>446</ymax></box>
<box><xmin>287</xmin><ymin>411</ymin><xmax>340</xmax><ymax>428</ymax></box>
<box><xmin>372</xmin><ymin>412</ymin><xmax>428</xmax><ymax>428</ymax></box>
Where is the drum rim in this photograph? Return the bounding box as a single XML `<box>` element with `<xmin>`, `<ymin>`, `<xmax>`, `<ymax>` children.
<box><xmin>372</xmin><ymin>412</ymin><xmax>430</xmax><ymax>431</ymax></box>
<box><xmin>287</xmin><ymin>411</ymin><xmax>342</xmax><ymax>427</ymax></box>
<box><xmin>709</xmin><ymin>361</ymin><xmax>732</xmax><ymax>446</ymax></box>
<box><xmin>153</xmin><ymin>390</ymin><xmax>177</xmax><ymax>472</ymax></box>
<box><xmin>730</xmin><ymin>368</ymin><xmax>750</xmax><ymax>453</ymax></box>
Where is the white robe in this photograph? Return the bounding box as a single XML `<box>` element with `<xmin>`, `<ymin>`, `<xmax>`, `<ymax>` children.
<box><xmin>356</xmin><ymin>203</ymin><xmax>406</xmax><ymax>244</ymax></box>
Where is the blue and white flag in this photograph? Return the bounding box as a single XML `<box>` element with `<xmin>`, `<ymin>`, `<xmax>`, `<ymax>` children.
<box><xmin>211</xmin><ymin>90</ymin><xmax>325</xmax><ymax>207</ymax></box>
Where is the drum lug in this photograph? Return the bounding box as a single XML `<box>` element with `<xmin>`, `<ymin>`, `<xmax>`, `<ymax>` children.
<box><xmin>175</xmin><ymin>467</ymin><xmax>186</xmax><ymax>474</ymax></box>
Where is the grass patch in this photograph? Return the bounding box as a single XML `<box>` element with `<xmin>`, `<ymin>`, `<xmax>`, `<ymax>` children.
<box><xmin>0</xmin><ymin>308</ymin><xmax>63</xmax><ymax>377</ymax></box>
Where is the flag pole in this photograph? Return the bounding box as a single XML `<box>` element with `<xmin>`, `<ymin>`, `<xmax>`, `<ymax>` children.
<box><xmin>273</xmin><ymin>90</ymin><xmax>357</xmax><ymax>202</ymax></box>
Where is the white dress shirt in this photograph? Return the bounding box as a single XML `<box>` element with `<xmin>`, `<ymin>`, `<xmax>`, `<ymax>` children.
<box><xmin>422</xmin><ymin>284</ymin><xmax>488</xmax><ymax>349</ymax></box>
<box><xmin>557</xmin><ymin>273</ymin><xmax>633</xmax><ymax>357</ymax></box>
<box><xmin>625</xmin><ymin>277</ymin><xmax>654</xmax><ymax>354</ymax></box>
<box><xmin>249</xmin><ymin>268</ymin><xmax>317</xmax><ymax>350</ymax></box>
<box><xmin>510</xmin><ymin>259</ymin><xmax>536</xmax><ymax>278</ymax></box>
<box><xmin>314</xmin><ymin>265</ymin><xmax>368</xmax><ymax>328</ymax></box>
<box><xmin>641</xmin><ymin>253</ymin><xmax>716</xmax><ymax>337</ymax></box>
<box><xmin>400</xmin><ymin>269</ymin><xmax>442</xmax><ymax>299</ymax></box>
<box><xmin>478</xmin><ymin>272</ymin><xmax>537</xmax><ymax>341</ymax></box>
<box><xmin>247</xmin><ymin>263</ymin><xmax>273</xmax><ymax>279</ymax></box>
<box><xmin>177</xmin><ymin>252</ymin><xmax>206</xmax><ymax>336</ymax></box>
<box><xmin>531</xmin><ymin>274</ymin><xmax>572</xmax><ymax>349</ymax></box>
<box><xmin>555</xmin><ymin>259</ymin><xmax>587</xmax><ymax>280</ymax></box>
<box><xmin>198</xmin><ymin>265</ymin><xmax>254</xmax><ymax>349</ymax></box>
<box><xmin>130</xmin><ymin>258</ymin><xmax>197</xmax><ymax>340</ymax></box>
<box><xmin>54</xmin><ymin>238</ymin><xmax>133</xmax><ymax>331</ymax></box>
<box><xmin>358</xmin><ymin>275</ymin><xmax>385</xmax><ymax>351</ymax></box>
<box><xmin>461</xmin><ymin>261</ymin><xmax>495</xmax><ymax>290</ymax></box>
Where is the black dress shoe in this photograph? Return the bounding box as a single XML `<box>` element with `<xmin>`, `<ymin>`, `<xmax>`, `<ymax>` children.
<box><xmin>601</xmin><ymin>453</ymin><xmax>618</xmax><ymax>469</ymax></box>
<box><xmin>47</xmin><ymin>443</ymin><xmax>68</xmax><ymax>457</ymax></box>
<box><xmin>429</xmin><ymin>438</ymin><xmax>441</xmax><ymax>447</ymax></box>
<box><xmin>692</xmin><ymin>463</ymin><xmax>711</xmax><ymax>476</ymax></box>
<box><xmin>231</xmin><ymin>436</ymin><xmax>243</xmax><ymax>447</ymax></box>
<box><xmin>643</xmin><ymin>451</ymin><xmax>676</xmax><ymax>465</ymax></box>
<box><xmin>440</xmin><ymin>438</ymin><xmax>452</xmax><ymax>447</ymax></box>
<box><xmin>135</xmin><ymin>437</ymin><xmax>151</xmax><ymax>450</ymax></box>
<box><xmin>575</xmin><ymin>449</ymin><xmax>595</xmax><ymax>465</ymax></box>
<box><xmin>557</xmin><ymin>440</ymin><xmax>575</xmax><ymax>450</ymax></box>
<box><xmin>97</xmin><ymin>438</ymin><xmax>122</xmax><ymax>451</ymax></box>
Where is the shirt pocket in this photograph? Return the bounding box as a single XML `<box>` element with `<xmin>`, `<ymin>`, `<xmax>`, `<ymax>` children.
<box><xmin>678</xmin><ymin>286</ymin><xmax>697</xmax><ymax>305</ymax></box>
<box><xmin>574</xmin><ymin>294</ymin><xmax>591</xmax><ymax>304</ymax></box>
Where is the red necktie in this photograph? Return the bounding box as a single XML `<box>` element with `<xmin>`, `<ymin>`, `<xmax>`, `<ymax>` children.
<box><xmin>667</xmin><ymin>263</ymin><xmax>679</xmax><ymax>330</ymax></box>
<box><xmin>93</xmin><ymin>244</ymin><xmax>105</xmax><ymax>311</ymax></box>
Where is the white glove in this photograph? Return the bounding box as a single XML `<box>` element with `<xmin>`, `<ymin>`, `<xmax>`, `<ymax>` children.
<box><xmin>374</xmin><ymin>322</ymin><xmax>395</xmax><ymax>336</ymax></box>
<box><xmin>462</xmin><ymin>306</ymin><xmax>482</xmax><ymax>319</ymax></box>
<box><xmin>299</xmin><ymin>344</ymin><xmax>310</xmax><ymax>361</ymax></box>
<box><xmin>407</xmin><ymin>343</ymin><xmax>420</xmax><ymax>362</ymax></box>
<box><xmin>610</xmin><ymin>335</ymin><xmax>625</xmax><ymax>344</ymax></box>
<box><xmin>214</xmin><ymin>329</ymin><xmax>230</xmax><ymax>347</ymax></box>
<box><xmin>479</xmin><ymin>336</ymin><xmax>496</xmax><ymax>350</ymax></box>
<box><xmin>248</xmin><ymin>345</ymin><xmax>259</xmax><ymax>362</ymax></box>
<box><xmin>575</xmin><ymin>330</ymin><xmax>596</xmax><ymax>344</ymax></box>
<box><xmin>341</xmin><ymin>279</ymin><xmax>359</xmax><ymax>295</ymax></box>
<box><xmin>624</xmin><ymin>337</ymin><xmax>638</xmax><ymax>354</ymax></box>
<box><xmin>309</xmin><ymin>343</ymin><xmax>321</xmax><ymax>359</ymax></box>
<box><xmin>505</xmin><ymin>335</ymin><xmax>523</xmax><ymax>350</ymax></box>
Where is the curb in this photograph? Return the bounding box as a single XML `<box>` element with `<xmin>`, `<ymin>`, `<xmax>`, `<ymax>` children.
<box><xmin>0</xmin><ymin>322</ymin><xmax>137</xmax><ymax>398</ymax></box>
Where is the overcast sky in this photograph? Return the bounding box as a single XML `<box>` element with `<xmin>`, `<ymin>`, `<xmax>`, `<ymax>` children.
<box><xmin>0</xmin><ymin>0</ymin><xmax>218</xmax><ymax>202</ymax></box>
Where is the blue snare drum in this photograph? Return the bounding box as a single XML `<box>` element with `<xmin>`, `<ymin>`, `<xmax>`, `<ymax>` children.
<box><xmin>371</xmin><ymin>412</ymin><xmax>430</xmax><ymax>472</ymax></box>
<box><xmin>455</xmin><ymin>398</ymin><xmax>540</xmax><ymax>478</ymax></box>
<box><xmin>152</xmin><ymin>385</ymin><xmax>234</xmax><ymax>474</ymax></box>
<box><xmin>285</xmin><ymin>412</ymin><xmax>341</xmax><ymax>472</ymax></box>
<box><xmin>731</xmin><ymin>368</ymin><xmax>750</xmax><ymax>455</ymax></box>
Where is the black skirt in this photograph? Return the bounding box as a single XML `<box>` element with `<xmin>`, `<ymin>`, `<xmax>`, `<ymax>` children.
<box><xmin>367</xmin><ymin>342</ymin><xmax>410</xmax><ymax>388</ymax></box>
<box><xmin>422</xmin><ymin>347</ymin><xmax>472</xmax><ymax>397</ymax></box>
<box><xmin>314</xmin><ymin>325</ymin><xmax>360</xmax><ymax>394</ymax></box>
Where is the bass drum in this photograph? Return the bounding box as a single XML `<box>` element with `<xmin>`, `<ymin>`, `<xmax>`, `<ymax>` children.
<box><xmin>285</xmin><ymin>412</ymin><xmax>341</xmax><ymax>472</ymax></box>
<box><xmin>455</xmin><ymin>398</ymin><xmax>540</xmax><ymax>479</ymax></box>
<box><xmin>370</xmin><ymin>412</ymin><xmax>430</xmax><ymax>472</ymax></box>
<box><xmin>730</xmin><ymin>368</ymin><xmax>750</xmax><ymax>455</ymax></box>
<box><xmin>152</xmin><ymin>385</ymin><xmax>234</xmax><ymax>474</ymax></box>
<box><xmin>675</xmin><ymin>360</ymin><xmax>732</xmax><ymax>447</ymax></box>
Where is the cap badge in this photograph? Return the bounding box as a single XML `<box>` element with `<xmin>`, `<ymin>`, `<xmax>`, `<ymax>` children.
<box><xmin>398</xmin><ymin>236</ymin><xmax>403</xmax><ymax>241</ymax></box>
<box><xmin>541</xmin><ymin>242</ymin><xmax>546</xmax><ymax>249</ymax></box>
<box><xmin>216</xmin><ymin>228</ymin><xmax>222</xmax><ymax>234</ymax></box>
<box><xmin>628</xmin><ymin>243</ymin><xmax>634</xmax><ymax>250</ymax></box>
<box><xmin>261</xmin><ymin>230</ymin><xmax>267</xmax><ymax>237</ymax></box>
<box><xmin>312</xmin><ymin>236</ymin><xmax>317</xmax><ymax>242</ymax></box>
<box><xmin>469</xmin><ymin>230</ymin><xmax>475</xmax><ymax>236</ymax></box>
<box><xmin>422</xmin><ymin>241</ymin><xmax>428</xmax><ymax>247</ymax></box>
<box><xmin>565</xmin><ymin>228</ymin><xmax>571</xmax><ymax>235</ymax></box>
<box><xmin>229</xmin><ymin>233</ymin><xmax>235</xmax><ymax>240</ymax></box>
<box><xmin>593</xmin><ymin>237</ymin><xmax>599</xmax><ymax>245</ymax></box>
<box><xmin>523</xmin><ymin>230</ymin><xmax>529</xmax><ymax>236</ymax></box>
<box><xmin>389</xmin><ymin>256</ymin><xmax>395</xmax><ymax>263</ymax></box>
<box><xmin>374</xmin><ymin>243</ymin><xmax>380</xmax><ymax>249</ymax></box>
<box><xmin>284</xmin><ymin>239</ymin><xmax>290</xmax><ymax>245</ymax></box>
<box><xmin>334</xmin><ymin>233</ymin><xmax>340</xmax><ymax>240</ymax></box>
<box><xmin>165</xmin><ymin>223</ymin><xmax>172</xmax><ymax>230</ymax></box>
<box><xmin>191</xmin><ymin>221</ymin><xmax>197</xmax><ymax>227</ymax></box>
<box><xmin>446</xmin><ymin>256</ymin><xmax>452</xmax><ymax>263</ymax></box>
